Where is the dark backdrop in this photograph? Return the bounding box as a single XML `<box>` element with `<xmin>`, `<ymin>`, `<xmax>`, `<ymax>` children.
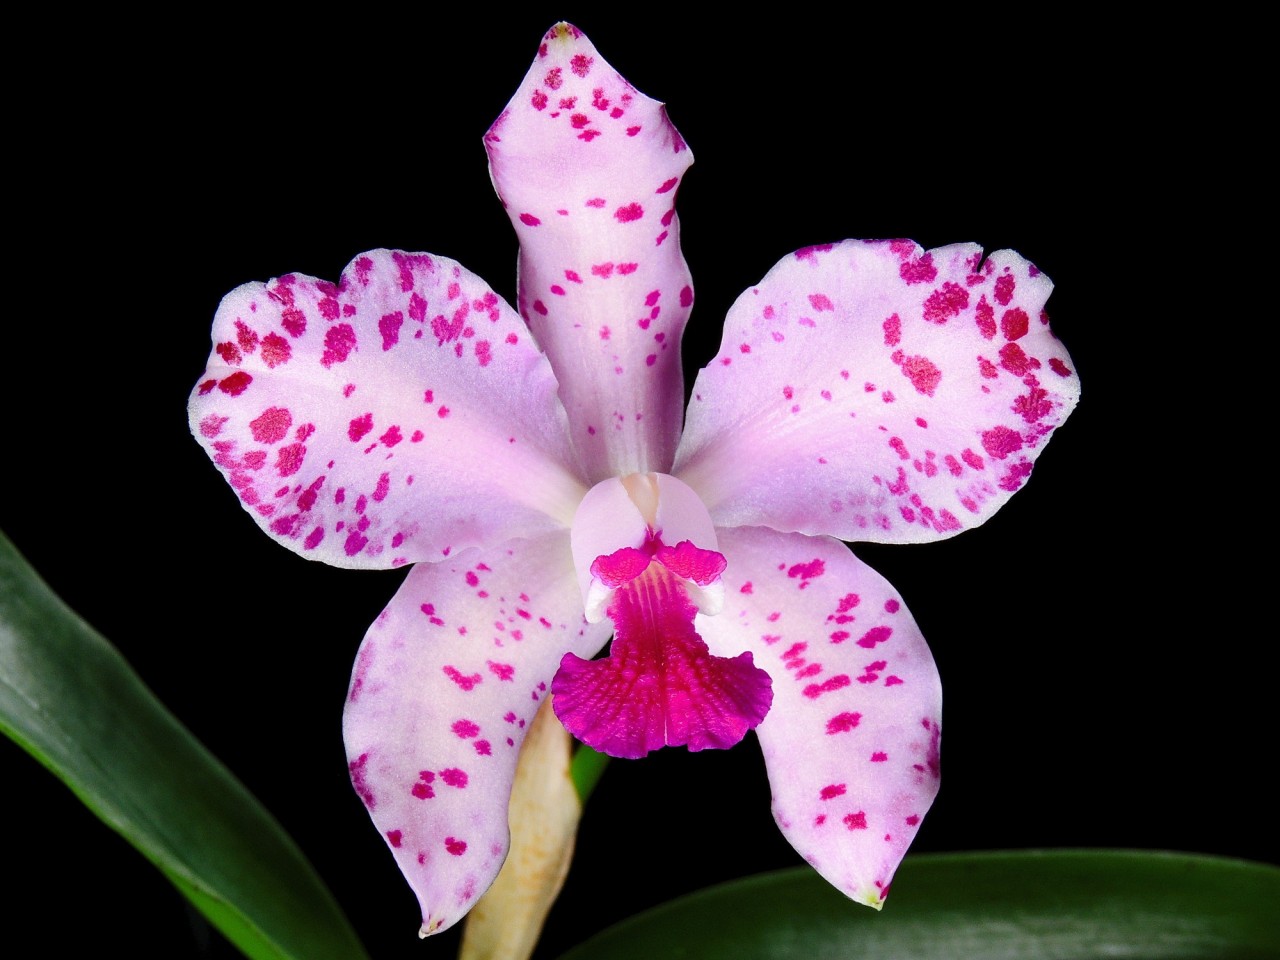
<box><xmin>6</xmin><ymin>9</ymin><xmax>1257</xmax><ymax>959</ymax></box>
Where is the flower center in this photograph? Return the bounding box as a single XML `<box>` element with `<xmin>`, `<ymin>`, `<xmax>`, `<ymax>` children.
<box><xmin>552</xmin><ymin>474</ymin><xmax>773</xmax><ymax>758</ymax></box>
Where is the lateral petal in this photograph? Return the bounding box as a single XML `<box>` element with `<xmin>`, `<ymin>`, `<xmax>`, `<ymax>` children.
<box><xmin>675</xmin><ymin>241</ymin><xmax>1080</xmax><ymax>543</ymax></box>
<box><xmin>697</xmin><ymin>526</ymin><xmax>941</xmax><ymax>908</ymax></box>
<box><xmin>341</xmin><ymin>532</ymin><xmax>611</xmax><ymax>937</ymax></box>
<box><xmin>190</xmin><ymin>249</ymin><xmax>585</xmax><ymax>569</ymax></box>
<box><xmin>486</xmin><ymin>23</ymin><xmax>694</xmax><ymax>481</ymax></box>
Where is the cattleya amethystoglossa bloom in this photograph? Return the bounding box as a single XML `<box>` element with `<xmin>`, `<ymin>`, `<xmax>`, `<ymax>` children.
<box><xmin>190</xmin><ymin>23</ymin><xmax>1079</xmax><ymax>938</ymax></box>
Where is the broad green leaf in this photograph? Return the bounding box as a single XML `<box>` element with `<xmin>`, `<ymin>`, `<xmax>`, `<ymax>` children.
<box><xmin>556</xmin><ymin>850</ymin><xmax>1279</xmax><ymax>960</ymax></box>
<box><xmin>0</xmin><ymin>530</ymin><xmax>369</xmax><ymax>960</ymax></box>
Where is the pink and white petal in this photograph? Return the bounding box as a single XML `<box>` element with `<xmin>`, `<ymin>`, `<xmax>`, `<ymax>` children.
<box><xmin>486</xmin><ymin>24</ymin><xmax>694</xmax><ymax>481</ymax></box>
<box><xmin>342</xmin><ymin>531</ymin><xmax>611</xmax><ymax>937</ymax></box>
<box><xmin>190</xmin><ymin>249</ymin><xmax>586</xmax><ymax>570</ymax></box>
<box><xmin>674</xmin><ymin>240</ymin><xmax>1080</xmax><ymax>543</ymax></box>
<box><xmin>697</xmin><ymin>526</ymin><xmax>941</xmax><ymax>908</ymax></box>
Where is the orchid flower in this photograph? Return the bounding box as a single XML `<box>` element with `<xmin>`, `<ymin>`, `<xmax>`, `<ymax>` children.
<box><xmin>189</xmin><ymin>23</ymin><xmax>1079</xmax><ymax>939</ymax></box>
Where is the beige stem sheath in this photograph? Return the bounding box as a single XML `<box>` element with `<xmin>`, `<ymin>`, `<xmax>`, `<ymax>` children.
<box><xmin>459</xmin><ymin>698</ymin><xmax>582</xmax><ymax>960</ymax></box>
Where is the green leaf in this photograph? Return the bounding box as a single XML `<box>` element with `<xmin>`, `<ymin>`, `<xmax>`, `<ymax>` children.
<box><xmin>0</xmin><ymin>530</ymin><xmax>369</xmax><ymax>960</ymax></box>
<box><xmin>555</xmin><ymin>850</ymin><xmax>1280</xmax><ymax>960</ymax></box>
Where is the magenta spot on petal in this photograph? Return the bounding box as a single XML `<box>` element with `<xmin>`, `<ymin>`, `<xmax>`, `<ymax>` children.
<box><xmin>250</xmin><ymin>407</ymin><xmax>292</xmax><ymax>444</ymax></box>
<box><xmin>995</xmin><ymin>273</ymin><xmax>1016</xmax><ymax>305</ymax></box>
<box><xmin>820</xmin><ymin>783</ymin><xmax>847</xmax><ymax>800</ymax></box>
<box><xmin>452</xmin><ymin>720</ymin><xmax>480</xmax><ymax>739</ymax></box>
<box><xmin>280</xmin><ymin>307</ymin><xmax>306</xmax><ymax>338</ymax></box>
<box><xmin>218</xmin><ymin>371</ymin><xmax>252</xmax><ymax>395</ymax></box>
<box><xmin>348</xmin><ymin>413</ymin><xmax>373</xmax><ymax>442</ymax></box>
<box><xmin>899</xmin><ymin>253</ymin><xmax>936</xmax><ymax>284</ymax></box>
<box><xmin>445</xmin><ymin>837</ymin><xmax>467</xmax><ymax>856</ymax></box>
<box><xmin>348</xmin><ymin>753</ymin><xmax>376</xmax><ymax>809</ymax></box>
<box><xmin>1001</xmin><ymin>307</ymin><xmax>1030</xmax><ymax>341</ymax></box>
<box><xmin>871</xmin><ymin>751</ymin><xmax>889</xmax><ymax>762</ymax></box>
<box><xmin>787</xmin><ymin>559</ymin><xmax>825</xmax><ymax>581</ymax></box>
<box><xmin>906</xmin><ymin>814</ymin><xmax>920</xmax><ymax>825</ymax></box>
<box><xmin>379</xmin><ymin>311</ymin><xmax>403</xmax><ymax>350</ymax></box>
<box><xmin>1050</xmin><ymin>357</ymin><xmax>1073</xmax><ymax>377</ymax></box>
<box><xmin>882</xmin><ymin>313</ymin><xmax>902</xmax><ymax>346</ymax></box>
<box><xmin>198</xmin><ymin>414</ymin><xmax>228</xmax><ymax>438</ymax></box>
<box><xmin>999</xmin><ymin>341</ymin><xmax>1034</xmax><ymax>375</ymax></box>
<box><xmin>275</xmin><ymin>443</ymin><xmax>305</xmax><ymax>478</ymax></box>
<box><xmin>520</xmin><ymin>213</ymin><xmax>541</xmax><ymax>226</ymax></box>
<box><xmin>844</xmin><ymin>811</ymin><xmax>868</xmax><ymax>830</ymax></box>
<box><xmin>899</xmin><ymin>355</ymin><xmax>942</xmax><ymax>396</ymax></box>
<box><xmin>387</xmin><ymin>830</ymin><xmax>402</xmax><ymax>847</ymax></box>
<box><xmin>804</xmin><ymin>675</ymin><xmax>851</xmax><ymax>699</ymax></box>
<box><xmin>321</xmin><ymin>323</ymin><xmax>357</xmax><ymax>367</ymax></box>
<box><xmin>216</xmin><ymin>340</ymin><xmax>242</xmax><ymax>365</ymax></box>
<box><xmin>443</xmin><ymin>666</ymin><xmax>482</xmax><ymax>691</ymax></box>
<box><xmin>857</xmin><ymin>626</ymin><xmax>893</xmax><ymax>649</ymax></box>
<box><xmin>981</xmin><ymin>426</ymin><xmax>1024</xmax><ymax>460</ymax></box>
<box><xmin>885</xmin><ymin>599</ymin><xmax>900</xmax><ymax>613</ymax></box>
<box><xmin>488</xmin><ymin>661</ymin><xmax>515</xmax><ymax>681</ymax></box>
<box><xmin>440</xmin><ymin>768</ymin><xmax>468</xmax><ymax>788</ymax></box>
<box><xmin>922</xmin><ymin>281</ymin><xmax>969</xmax><ymax>323</ymax></box>
<box><xmin>474</xmin><ymin>740</ymin><xmax>491</xmax><ymax>755</ymax></box>
<box><xmin>614</xmin><ymin>202</ymin><xmax>644</xmax><ymax>223</ymax></box>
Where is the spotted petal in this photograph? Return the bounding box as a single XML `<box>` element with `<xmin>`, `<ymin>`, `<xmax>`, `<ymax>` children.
<box><xmin>486</xmin><ymin>23</ymin><xmax>694</xmax><ymax>482</ymax></box>
<box><xmin>342</xmin><ymin>532</ymin><xmax>611</xmax><ymax>936</ymax></box>
<box><xmin>190</xmin><ymin>249</ymin><xmax>585</xmax><ymax>569</ymax></box>
<box><xmin>675</xmin><ymin>241</ymin><xmax>1080</xmax><ymax>543</ymax></box>
<box><xmin>697</xmin><ymin>526</ymin><xmax>941</xmax><ymax>908</ymax></box>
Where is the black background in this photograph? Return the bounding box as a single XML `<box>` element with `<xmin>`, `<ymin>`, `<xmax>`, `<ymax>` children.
<box><xmin>6</xmin><ymin>9</ymin><xmax>1260</xmax><ymax>959</ymax></box>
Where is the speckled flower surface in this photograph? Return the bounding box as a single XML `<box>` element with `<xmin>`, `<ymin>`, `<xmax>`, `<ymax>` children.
<box><xmin>190</xmin><ymin>23</ymin><xmax>1078</xmax><ymax>938</ymax></box>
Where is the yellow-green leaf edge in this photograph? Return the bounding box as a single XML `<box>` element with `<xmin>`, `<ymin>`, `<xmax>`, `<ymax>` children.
<box><xmin>557</xmin><ymin>850</ymin><xmax>1278</xmax><ymax>960</ymax></box>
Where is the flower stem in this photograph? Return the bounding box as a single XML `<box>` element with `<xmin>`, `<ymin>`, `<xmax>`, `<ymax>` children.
<box><xmin>569</xmin><ymin>743</ymin><xmax>609</xmax><ymax>803</ymax></box>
